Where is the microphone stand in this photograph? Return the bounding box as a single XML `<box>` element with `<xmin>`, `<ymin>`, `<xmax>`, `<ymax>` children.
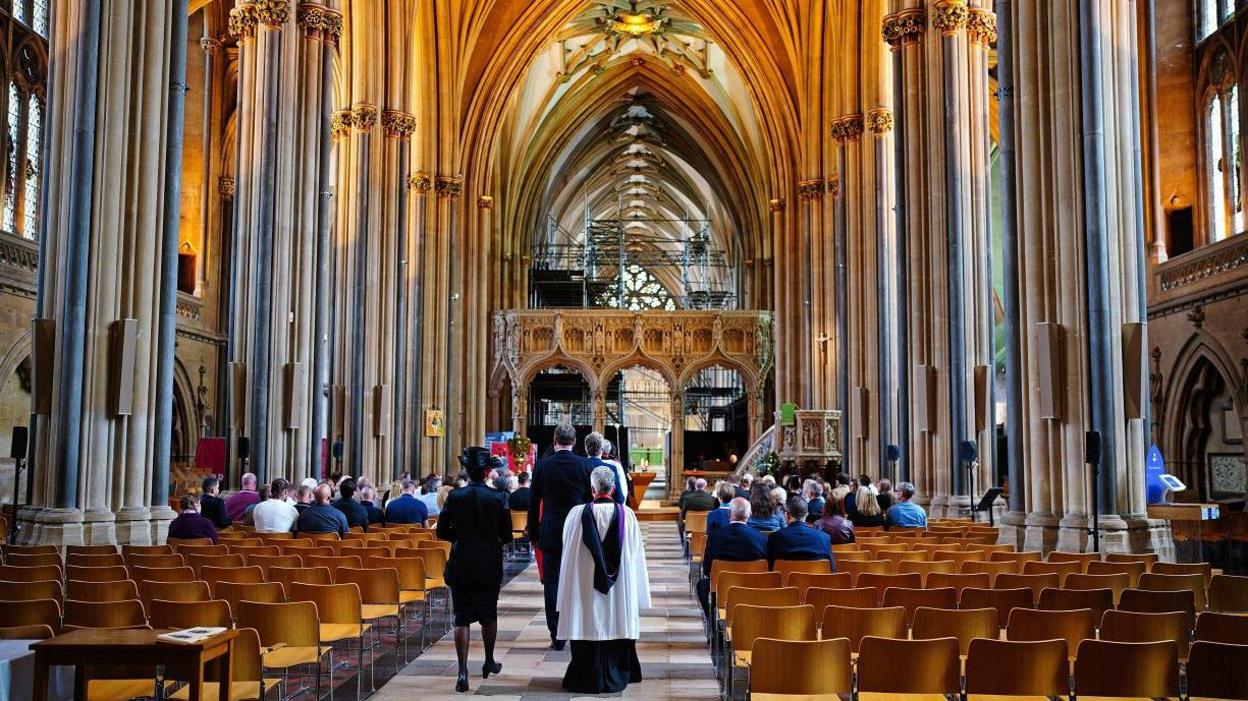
<box><xmin>8</xmin><ymin>454</ymin><xmax>24</xmax><ymax>545</ymax></box>
<box><xmin>1087</xmin><ymin>458</ymin><xmax>1101</xmax><ymax>553</ymax></box>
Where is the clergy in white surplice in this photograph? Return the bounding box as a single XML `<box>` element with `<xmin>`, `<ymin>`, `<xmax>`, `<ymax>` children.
<box><xmin>556</xmin><ymin>465</ymin><xmax>652</xmax><ymax>693</ymax></box>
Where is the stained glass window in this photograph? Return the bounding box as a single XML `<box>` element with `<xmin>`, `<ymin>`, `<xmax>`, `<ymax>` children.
<box><xmin>618</xmin><ymin>264</ymin><xmax>676</xmax><ymax>310</ymax></box>
<box><xmin>11</xmin><ymin>0</ymin><xmax>26</xmax><ymax>27</ymax></box>
<box><xmin>32</xmin><ymin>0</ymin><xmax>47</xmax><ymax>37</ymax></box>
<box><xmin>4</xmin><ymin>82</ymin><xmax>20</xmax><ymax>234</ymax></box>
<box><xmin>23</xmin><ymin>96</ymin><xmax>40</xmax><ymax>238</ymax></box>
<box><xmin>1209</xmin><ymin>95</ymin><xmax>1229</xmax><ymax>241</ymax></box>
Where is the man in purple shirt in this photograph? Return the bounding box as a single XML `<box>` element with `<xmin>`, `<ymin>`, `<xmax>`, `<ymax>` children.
<box><xmin>224</xmin><ymin>472</ymin><xmax>261</xmax><ymax>522</ymax></box>
<box><xmin>167</xmin><ymin>495</ymin><xmax>219</xmax><ymax>543</ymax></box>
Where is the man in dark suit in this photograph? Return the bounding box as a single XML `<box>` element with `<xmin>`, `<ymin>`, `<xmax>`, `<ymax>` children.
<box><xmin>584</xmin><ymin>432</ymin><xmax>624</xmax><ymax>504</ymax></box>
<box><xmin>696</xmin><ymin>497</ymin><xmax>767</xmax><ymax>613</ymax></box>
<box><xmin>507</xmin><ymin>471</ymin><xmax>531</xmax><ymax>511</ymax></box>
<box><xmin>199</xmin><ymin>476</ymin><xmax>230</xmax><ymax>529</ymax></box>
<box><xmin>767</xmin><ymin>496</ymin><xmax>834</xmax><ymax>567</ymax></box>
<box><xmin>527</xmin><ymin>423</ymin><xmax>591</xmax><ymax>650</ymax></box>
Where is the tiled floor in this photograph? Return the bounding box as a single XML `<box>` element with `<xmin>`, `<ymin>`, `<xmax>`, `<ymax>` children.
<box><xmin>372</xmin><ymin>522</ymin><xmax>719</xmax><ymax>700</ymax></box>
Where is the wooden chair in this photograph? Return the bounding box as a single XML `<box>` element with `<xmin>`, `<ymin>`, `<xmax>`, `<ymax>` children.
<box><xmin>713</xmin><ymin>570</ymin><xmax>781</xmax><ymax>617</ymax></box>
<box><xmin>1119</xmin><ymin>588</ymin><xmax>1197</xmax><ymax>629</ymax></box>
<box><xmin>897</xmin><ymin>559</ymin><xmax>956</xmax><ymax>584</ymax></box>
<box><xmin>139</xmin><ymin>580</ymin><xmax>212</xmax><ymax>614</ymax></box>
<box><xmin>2</xmin><ymin>544</ymin><xmax>58</xmax><ymax>557</ymax></box>
<box><xmin>773</xmin><ymin>559</ymin><xmax>830</xmax><ymax>581</ymax></box>
<box><xmin>836</xmin><ymin>559</ymin><xmax>893</xmax><ymax>583</ymax></box>
<box><xmin>722</xmin><ymin>586</ymin><xmax>800</xmax><ymax>647</ymax></box>
<box><xmin>228</xmin><ymin>545</ymin><xmax>282</xmax><ymax>558</ymax></box>
<box><xmin>0</xmin><ymin>598</ymin><xmax>61</xmax><ymax>632</ymax></box>
<box><xmin>66</xmin><ymin>579</ymin><xmax>140</xmax><ymax>603</ymax></box>
<box><xmin>337</xmin><ymin>566</ymin><xmax>409</xmax><ymax>666</ymax></box>
<box><xmin>726</xmin><ymin>605</ymin><xmax>816</xmax><ymax>699</ymax></box>
<box><xmin>5</xmin><ymin>552</ymin><xmax>62</xmax><ymax>568</ymax></box>
<box><xmin>995</xmin><ymin>572</ymin><xmax>1059</xmax><ymax>605</ymax></box>
<box><xmin>201</xmin><ymin>565</ymin><xmax>265</xmax><ymax>596</ymax></box>
<box><xmin>959</xmin><ymin>559</ymin><xmax>1017</xmax><ymax>585</ymax></box>
<box><xmin>965</xmin><ymin>638</ymin><xmax>1069</xmax><ymax>699</ymax></box>
<box><xmin>1065</xmin><ymin>572</ymin><xmax>1130</xmax><ymax>604</ymax></box>
<box><xmin>169</xmin><ymin>627</ymin><xmax>281</xmax><ymax>701</ymax></box>
<box><xmin>857</xmin><ymin>636</ymin><xmax>960</xmax><ymax>697</ymax></box>
<box><xmin>1072</xmin><ymin>639</ymin><xmax>1178</xmax><ymax>699</ymax></box>
<box><xmin>805</xmin><ymin>586</ymin><xmax>880</xmax><ymax>613</ymax></box>
<box><xmin>172</xmin><ymin>544</ymin><xmax>229</xmax><ymax>557</ymax></box>
<box><xmin>66</xmin><ymin>553</ymin><xmax>126</xmax><ymax>568</ymax></box>
<box><xmin>305</xmin><ymin>555</ymin><xmax>363</xmax><ymax>581</ymax></box>
<box><xmin>832</xmin><ymin>550</ymin><xmax>873</xmax><ymax>562</ymax></box>
<box><xmin>1152</xmin><ymin>561</ymin><xmax>1213</xmax><ymax>586</ymax></box>
<box><xmin>877</xmin><ymin>550</ymin><xmax>927</xmax><ymax>571</ymax></box>
<box><xmin>130</xmin><ymin>565</ymin><xmax>196</xmax><ymax>583</ymax></box>
<box><xmin>958</xmin><ymin>587</ymin><xmax>1034</xmax><ymax>627</ymax></box>
<box><xmin>216</xmin><ymin>581</ymin><xmax>285</xmax><ymax>616</ymax></box>
<box><xmin>287</xmin><ymin>582</ymin><xmax>371</xmax><ymax>695</ymax></box>
<box><xmin>0</xmin><ymin>564</ymin><xmax>62</xmax><ymax>582</ymax></box>
<box><xmin>235</xmin><ymin>600</ymin><xmax>331</xmax><ymax>700</ymax></box>
<box><xmin>186</xmin><ymin>554</ymin><xmax>246</xmax><ymax>577</ymax></box>
<box><xmin>931</xmin><ymin>550</ymin><xmax>985</xmax><ymax>570</ymax></box>
<box><xmin>167</xmin><ymin>537</ymin><xmax>215</xmax><ymax>549</ymax></box>
<box><xmin>1196</xmin><ymin>611</ymin><xmax>1248</xmax><ymax>644</ymax></box>
<box><xmin>857</xmin><ymin>572</ymin><xmax>921</xmax><ymax>604</ymax></box>
<box><xmin>1037</xmin><ymin>587</ymin><xmax>1114</xmax><ymax>622</ymax></box>
<box><xmin>965</xmin><ymin>543</ymin><xmax>1016</xmax><ymax>557</ymax></box>
<box><xmin>269</xmin><ymin>566</ymin><xmax>332</xmax><ymax>592</ymax></box>
<box><xmin>367</xmin><ymin>555</ymin><xmax>431</xmax><ymax>648</ymax></box>
<box><xmin>787</xmin><ymin>571</ymin><xmax>851</xmax><ymax>598</ymax></box>
<box><xmin>258</xmin><ymin>531</ymin><xmax>296</xmax><ymax>541</ymax></box>
<box><xmin>243</xmin><ymin>554</ymin><xmax>303</xmax><ymax>577</ymax></box>
<box><xmin>749</xmin><ymin>637</ymin><xmax>852</xmax><ymax>700</ymax></box>
<box><xmin>0</xmin><ymin>624</ymin><xmax>55</xmax><ymax>639</ymax></box>
<box><xmin>1139</xmin><ymin>571</ymin><xmax>1208</xmax><ymax>611</ymax></box>
<box><xmin>1186</xmin><ymin>641</ymin><xmax>1248</xmax><ymax>701</ymax></box>
<box><xmin>1086</xmin><ymin>559</ymin><xmax>1146</xmax><ymax>587</ymax></box>
<box><xmin>65</xmin><ymin>544</ymin><xmax>117</xmax><ymax>557</ymax></box>
<box><xmin>120</xmin><ymin>544</ymin><xmax>174</xmax><ymax>556</ymax></box>
<box><xmin>1104</xmin><ymin>552</ymin><xmax>1158</xmax><ymax>567</ymax></box>
<box><xmin>1021</xmin><ymin>560</ymin><xmax>1081</xmax><ymax>585</ymax></box>
<box><xmin>926</xmin><ymin>572</ymin><xmax>990</xmax><ymax>602</ymax></box>
<box><xmin>148</xmin><ymin>598</ymin><xmax>232</xmax><ymax>629</ymax></box>
<box><xmin>126</xmin><ymin>553</ymin><xmax>186</xmax><ymax>570</ymax></box>
<box><xmin>0</xmin><ymin>579</ymin><xmax>63</xmax><ymax>603</ymax></box>
<box><xmin>1209</xmin><ymin>574</ymin><xmax>1248</xmax><ymax>613</ymax></box>
<box><xmin>819</xmin><ymin>604</ymin><xmax>906</xmax><ymax>654</ymax></box>
<box><xmin>989</xmin><ymin>550</ymin><xmax>1043</xmax><ymax>567</ymax></box>
<box><xmin>911</xmin><ymin>606</ymin><xmax>998</xmax><ymax>656</ymax></box>
<box><xmin>881</xmin><ymin>587</ymin><xmax>957</xmax><ymax>626</ymax></box>
<box><xmin>63</xmin><ymin>599</ymin><xmax>147</xmax><ymax>630</ymax></box>
<box><xmin>1100</xmin><ymin>609</ymin><xmax>1190</xmax><ymax>661</ymax></box>
<box><xmin>65</xmin><ymin>564</ymin><xmax>128</xmax><ymax>582</ymax></box>
<box><xmin>1005</xmin><ymin>606</ymin><xmax>1096</xmax><ymax>660</ymax></box>
<box><xmin>1044</xmin><ymin>551</ymin><xmax>1101</xmax><ymax>572</ymax></box>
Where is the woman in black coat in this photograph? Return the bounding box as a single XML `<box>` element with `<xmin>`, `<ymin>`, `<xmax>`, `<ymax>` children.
<box><xmin>436</xmin><ymin>447</ymin><xmax>514</xmax><ymax>692</ymax></box>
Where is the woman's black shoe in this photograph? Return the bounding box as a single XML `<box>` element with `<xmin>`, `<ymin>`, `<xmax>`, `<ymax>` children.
<box><xmin>456</xmin><ymin>672</ymin><xmax>470</xmax><ymax>693</ymax></box>
<box><xmin>483</xmin><ymin>660</ymin><xmax>502</xmax><ymax>679</ymax></box>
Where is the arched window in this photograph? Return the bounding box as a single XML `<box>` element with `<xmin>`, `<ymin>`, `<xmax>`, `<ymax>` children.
<box><xmin>1199</xmin><ymin>0</ymin><xmax>1234</xmax><ymax>42</ymax></box>
<box><xmin>1202</xmin><ymin>45</ymin><xmax>1241</xmax><ymax>243</ymax></box>
<box><xmin>0</xmin><ymin>9</ymin><xmax>49</xmax><ymax>241</ymax></box>
<box><xmin>23</xmin><ymin>95</ymin><xmax>40</xmax><ymax>238</ymax></box>
<box><xmin>4</xmin><ymin>81</ymin><xmax>20</xmax><ymax>234</ymax></box>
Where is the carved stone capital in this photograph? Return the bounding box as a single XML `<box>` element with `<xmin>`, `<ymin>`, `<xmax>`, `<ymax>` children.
<box><xmin>297</xmin><ymin>3</ymin><xmax>343</xmax><ymax>42</ymax></box>
<box><xmin>866</xmin><ymin>108</ymin><xmax>894</xmax><ymax>134</ymax></box>
<box><xmin>827</xmin><ymin>178</ymin><xmax>840</xmax><ymax>198</ymax></box>
<box><xmin>381</xmin><ymin>110</ymin><xmax>417</xmax><ymax>139</ymax></box>
<box><xmin>409</xmin><ymin>173</ymin><xmax>432</xmax><ymax>193</ymax></box>
<box><xmin>968</xmin><ymin>7</ymin><xmax>998</xmax><ymax>44</ymax></box>
<box><xmin>931</xmin><ymin>0</ymin><xmax>970</xmax><ymax>35</ymax></box>
<box><xmin>200</xmin><ymin>37</ymin><xmax>222</xmax><ymax>56</ymax></box>
<box><xmin>797</xmin><ymin>180</ymin><xmax>824</xmax><ymax>201</ymax></box>
<box><xmin>830</xmin><ymin>114</ymin><xmax>864</xmax><ymax>142</ymax></box>
<box><xmin>228</xmin><ymin>3</ymin><xmax>258</xmax><ymax>38</ymax></box>
<box><xmin>218</xmin><ymin>176</ymin><xmax>236</xmax><ymax>200</ymax></box>
<box><xmin>352</xmin><ymin>103</ymin><xmax>379</xmax><ymax>132</ymax></box>
<box><xmin>435</xmin><ymin>175</ymin><xmax>463</xmax><ymax>198</ymax></box>
<box><xmin>478</xmin><ymin>196</ymin><xmax>494</xmax><ymax>209</ymax></box>
<box><xmin>254</xmin><ymin>0</ymin><xmax>290</xmax><ymax>27</ymax></box>
<box><xmin>330</xmin><ymin>110</ymin><xmax>353</xmax><ymax>140</ymax></box>
<box><xmin>882</xmin><ymin>8</ymin><xmax>925</xmax><ymax>47</ymax></box>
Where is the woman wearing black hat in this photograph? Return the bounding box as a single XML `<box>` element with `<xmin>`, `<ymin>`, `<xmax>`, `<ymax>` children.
<box><xmin>436</xmin><ymin>446</ymin><xmax>514</xmax><ymax>692</ymax></box>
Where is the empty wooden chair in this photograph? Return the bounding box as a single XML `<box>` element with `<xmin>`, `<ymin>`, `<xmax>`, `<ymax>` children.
<box><xmin>216</xmin><ymin>581</ymin><xmax>285</xmax><ymax>616</ymax></box>
<box><xmin>5</xmin><ymin>552</ymin><xmax>62</xmax><ymax>568</ymax></box>
<box><xmin>167</xmin><ymin>537</ymin><xmax>215</xmax><ymax>549</ymax></box>
<box><xmin>857</xmin><ymin>572</ymin><xmax>921</xmax><ymax>604</ymax></box>
<box><xmin>236</xmin><ymin>600</ymin><xmax>331</xmax><ymax>699</ymax></box>
<box><xmin>722</xmin><ymin>586</ymin><xmax>801</xmax><ymax>638</ymax></box>
<box><xmin>1065</xmin><ymin>572</ymin><xmax>1130</xmax><ymax>604</ymax></box>
<box><xmin>63</xmin><ymin>599</ymin><xmax>147</xmax><ymax>630</ymax></box>
<box><xmin>1105</xmin><ymin>552</ymin><xmax>1158</xmax><ymax>567</ymax></box>
<box><xmin>713</xmin><ymin>570</ymin><xmax>782</xmax><ymax>617</ymax></box>
<box><xmin>1100</xmin><ymin>609</ymin><xmax>1190</xmax><ymax>661</ymax></box>
<box><xmin>881</xmin><ymin>587</ymin><xmax>957</xmax><ymax>626</ymax></box>
<box><xmin>897</xmin><ymin>559</ymin><xmax>956</xmax><ymax>584</ymax></box>
<box><xmin>65</xmin><ymin>544</ymin><xmax>118</xmax><ymax>557</ymax></box>
<box><xmin>927</xmin><ymin>572</ymin><xmax>991</xmax><ymax>602</ymax></box>
<box><xmin>1140</xmin><ymin>571</ymin><xmax>1208</xmax><ymax>610</ymax></box>
<box><xmin>805</xmin><ymin>586</ymin><xmax>880</xmax><ymax>614</ymax></box>
<box><xmin>931</xmin><ymin>550</ymin><xmax>985</xmax><ymax>570</ymax></box>
<box><xmin>148</xmin><ymin>598</ymin><xmax>232</xmax><ymax>629</ymax></box>
<box><xmin>1045</xmin><ymin>551</ymin><xmax>1101</xmax><ymax>572</ymax></box>
<box><xmin>168</xmin><ymin>627</ymin><xmax>280</xmax><ymax>701</ymax></box>
<box><xmin>912</xmin><ymin>606</ymin><xmax>998</xmax><ymax>656</ymax></box>
<box><xmin>1196</xmin><ymin>611</ymin><xmax>1248</xmax><ymax>644</ymax></box>
<box><xmin>125</xmin><ymin>553</ymin><xmax>186</xmax><ymax>570</ymax></box>
<box><xmin>1152</xmin><ymin>561</ymin><xmax>1213</xmax><ymax>586</ymax></box>
<box><xmin>1086</xmin><ymin>559</ymin><xmax>1146</xmax><ymax>587</ymax></box>
<box><xmin>960</xmin><ymin>559</ymin><xmax>1018</xmax><ymax>585</ymax></box>
<box><xmin>0</xmin><ymin>579</ymin><xmax>63</xmax><ymax>603</ymax></box>
<box><xmin>1209</xmin><ymin>574</ymin><xmax>1248</xmax><ymax>613</ymax></box>
<box><xmin>833</xmin><ymin>550</ymin><xmax>873</xmax><ymax>562</ymax></box>
<box><xmin>172</xmin><ymin>544</ymin><xmax>229</xmax><ymax>557</ymax></box>
<box><xmin>65</xmin><ymin>564</ymin><xmax>128</xmax><ymax>583</ymax></box>
<box><xmin>66</xmin><ymin>579</ymin><xmax>140</xmax><ymax>603</ymax></box>
<box><xmin>1073</xmin><ymin>639</ymin><xmax>1178</xmax><ymax>699</ymax></box>
<box><xmin>1006</xmin><ymin>606</ymin><xmax>1096</xmax><ymax>659</ymax></box>
<box><xmin>959</xmin><ymin>587</ymin><xmax>1039</xmax><ymax>627</ymax></box>
<box><xmin>989</xmin><ymin>550</ymin><xmax>1044</xmax><ymax>568</ymax></box>
<box><xmin>995</xmin><ymin>573</ymin><xmax>1060</xmax><ymax>605</ymax></box>
<box><xmin>200</xmin><ymin>565</ymin><xmax>264</xmax><ymax>596</ymax></box>
<box><xmin>1038</xmin><ymin>587</ymin><xmax>1115</xmax><ymax>622</ymax></box>
<box><xmin>1119</xmin><ymin>588</ymin><xmax>1196</xmax><ymax>629</ymax></box>
<box><xmin>0</xmin><ymin>564</ymin><xmax>62</xmax><ymax>582</ymax></box>
<box><xmin>304</xmin><ymin>555</ymin><xmax>363</xmax><ymax>580</ymax></box>
<box><xmin>0</xmin><ymin>598</ymin><xmax>61</xmax><ymax>632</ymax></box>
<box><xmin>727</xmin><ymin>605</ymin><xmax>816</xmax><ymax>699</ymax></box>
<box><xmin>773</xmin><ymin>559</ymin><xmax>830</xmax><ymax>581</ymax></box>
<box><xmin>270</xmin><ymin>566</ymin><xmax>332</xmax><ymax>593</ymax></box>
<box><xmin>877</xmin><ymin>550</ymin><xmax>927</xmax><ymax>571</ymax></box>
<box><xmin>836</xmin><ymin>559</ymin><xmax>893</xmax><ymax>582</ymax></box>
<box><xmin>787</xmin><ymin>571</ymin><xmax>851</xmax><ymax>599</ymax></box>
<box><xmin>120</xmin><ymin>544</ymin><xmax>173</xmax><ymax>556</ymax></box>
<box><xmin>1186</xmin><ymin>641</ymin><xmax>1248</xmax><ymax>701</ymax></box>
<box><xmin>287</xmin><ymin>581</ymin><xmax>371</xmax><ymax>693</ymax></box>
<box><xmin>337</xmin><ymin>566</ymin><xmax>410</xmax><ymax>661</ymax></box>
<box><xmin>186</xmin><ymin>553</ymin><xmax>246</xmax><ymax>577</ymax></box>
<box><xmin>749</xmin><ymin>637</ymin><xmax>852</xmax><ymax>700</ymax></box>
<box><xmin>129</xmin><ymin>565</ymin><xmax>196</xmax><ymax>583</ymax></box>
<box><xmin>965</xmin><ymin>638</ymin><xmax>1068</xmax><ymax>699</ymax></box>
<box><xmin>820</xmin><ymin>604</ymin><xmax>906</xmax><ymax>654</ymax></box>
<box><xmin>1</xmin><ymin>544</ymin><xmax>58</xmax><ymax>557</ymax></box>
<box><xmin>66</xmin><ymin>553</ymin><xmax>126</xmax><ymax>568</ymax></box>
<box><xmin>139</xmin><ymin>580</ymin><xmax>212</xmax><ymax>614</ymax></box>
<box><xmin>228</xmin><ymin>545</ymin><xmax>282</xmax><ymax>558</ymax></box>
<box><xmin>1021</xmin><ymin>560</ymin><xmax>1081</xmax><ymax>586</ymax></box>
<box><xmin>0</xmin><ymin>624</ymin><xmax>55</xmax><ymax>640</ymax></box>
<box><xmin>857</xmin><ymin>636</ymin><xmax>960</xmax><ymax>697</ymax></box>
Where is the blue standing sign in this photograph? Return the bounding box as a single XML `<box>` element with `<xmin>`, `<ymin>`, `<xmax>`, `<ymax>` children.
<box><xmin>1144</xmin><ymin>444</ymin><xmax>1167</xmax><ymax>504</ymax></box>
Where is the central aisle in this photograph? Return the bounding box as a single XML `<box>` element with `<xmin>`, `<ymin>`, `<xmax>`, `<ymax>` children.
<box><xmin>373</xmin><ymin>522</ymin><xmax>720</xmax><ymax>699</ymax></box>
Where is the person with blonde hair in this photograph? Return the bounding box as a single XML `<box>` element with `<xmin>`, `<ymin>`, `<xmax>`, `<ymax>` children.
<box><xmin>848</xmin><ymin>486</ymin><xmax>886</xmax><ymax>528</ymax></box>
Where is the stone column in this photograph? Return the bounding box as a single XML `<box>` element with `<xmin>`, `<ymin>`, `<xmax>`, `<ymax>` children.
<box><xmin>592</xmin><ymin>390</ymin><xmax>607</xmax><ymax>434</ymax></box>
<box><xmin>668</xmin><ymin>390</ymin><xmax>686</xmax><ymax>501</ymax></box>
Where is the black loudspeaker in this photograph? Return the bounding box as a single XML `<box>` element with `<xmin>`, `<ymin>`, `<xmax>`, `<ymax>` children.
<box><xmin>237</xmin><ymin>436</ymin><xmax>250</xmax><ymax>461</ymax></box>
<box><xmin>9</xmin><ymin>426</ymin><xmax>27</xmax><ymax>459</ymax></box>
<box><xmin>885</xmin><ymin>444</ymin><xmax>900</xmax><ymax>462</ymax></box>
<box><xmin>959</xmin><ymin>440</ymin><xmax>978</xmax><ymax>464</ymax></box>
<box><xmin>331</xmin><ymin>440</ymin><xmax>344</xmax><ymax>461</ymax></box>
<box><xmin>1084</xmin><ymin>430</ymin><xmax>1102</xmax><ymax>466</ymax></box>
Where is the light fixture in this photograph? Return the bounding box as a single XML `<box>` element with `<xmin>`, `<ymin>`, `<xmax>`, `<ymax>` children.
<box><xmin>611</xmin><ymin>11</ymin><xmax>662</xmax><ymax>36</ymax></box>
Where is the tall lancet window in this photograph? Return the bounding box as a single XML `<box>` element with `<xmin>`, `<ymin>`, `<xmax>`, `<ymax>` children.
<box><xmin>4</xmin><ymin>81</ymin><xmax>20</xmax><ymax>234</ymax></box>
<box><xmin>22</xmin><ymin>95</ymin><xmax>40</xmax><ymax>238</ymax></box>
<box><xmin>0</xmin><ymin>7</ymin><xmax>50</xmax><ymax>241</ymax></box>
<box><xmin>1201</xmin><ymin>44</ymin><xmax>1242</xmax><ymax>244</ymax></box>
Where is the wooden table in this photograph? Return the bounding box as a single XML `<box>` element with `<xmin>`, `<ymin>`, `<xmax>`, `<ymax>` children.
<box><xmin>29</xmin><ymin>628</ymin><xmax>237</xmax><ymax>701</ymax></box>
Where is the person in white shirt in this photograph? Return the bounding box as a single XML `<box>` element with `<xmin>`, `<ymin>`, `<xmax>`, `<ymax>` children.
<box><xmin>252</xmin><ymin>478</ymin><xmax>299</xmax><ymax>533</ymax></box>
<box><xmin>418</xmin><ymin>475</ymin><xmax>442</xmax><ymax>517</ymax></box>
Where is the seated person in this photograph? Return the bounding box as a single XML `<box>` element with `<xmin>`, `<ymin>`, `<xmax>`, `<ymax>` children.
<box><xmin>885</xmin><ymin>481</ymin><xmax>928</xmax><ymax>528</ymax></box>
<box><xmin>332</xmin><ymin>477</ymin><xmax>369</xmax><ymax>531</ymax></box>
<box><xmin>680</xmin><ymin>478</ymin><xmax>717</xmax><ymax>529</ymax></box>
<box><xmin>814</xmin><ymin>487</ymin><xmax>855</xmax><ymax>544</ymax></box>
<box><xmin>168</xmin><ymin>495</ymin><xmax>219</xmax><ymax>543</ymax></box>
<box><xmin>705</xmin><ymin>480</ymin><xmax>736</xmax><ymax>534</ymax></box>
<box><xmin>767</xmin><ymin>497</ymin><xmax>833</xmax><ymax>567</ymax></box>
<box><xmin>293</xmin><ymin>484</ymin><xmax>314</xmax><ymax>514</ymax></box>
<box><xmin>297</xmin><ymin>483</ymin><xmax>349</xmax><ymax>537</ymax></box>
<box><xmin>745</xmin><ymin>483</ymin><xmax>785</xmax><ymax>532</ymax></box>
<box><xmin>385</xmin><ymin>479</ymin><xmax>430</xmax><ymax>526</ymax></box>
<box><xmin>418</xmin><ymin>475</ymin><xmax>443</xmax><ymax>517</ymax></box>
<box><xmin>359</xmin><ymin>485</ymin><xmax>385</xmax><ymax>526</ymax></box>
<box><xmin>252</xmin><ymin>478</ymin><xmax>299</xmax><ymax>533</ymax></box>
<box><xmin>508</xmin><ymin>472</ymin><xmax>532</xmax><ymax>511</ymax></box>
<box><xmin>696</xmin><ymin>497</ymin><xmax>767</xmax><ymax>613</ymax></box>
<box><xmin>806</xmin><ymin>482</ymin><xmax>826</xmax><ymax>521</ymax></box>
<box><xmin>849</xmin><ymin>487</ymin><xmax>887</xmax><ymax>528</ymax></box>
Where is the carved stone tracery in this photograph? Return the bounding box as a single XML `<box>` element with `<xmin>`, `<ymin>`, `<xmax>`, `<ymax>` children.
<box><xmin>882</xmin><ymin>8</ymin><xmax>925</xmax><ymax>48</ymax></box>
<box><xmin>831</xmin><ymin>114</ymin><xmax>864</xmax><ymax>142</ymax></box>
